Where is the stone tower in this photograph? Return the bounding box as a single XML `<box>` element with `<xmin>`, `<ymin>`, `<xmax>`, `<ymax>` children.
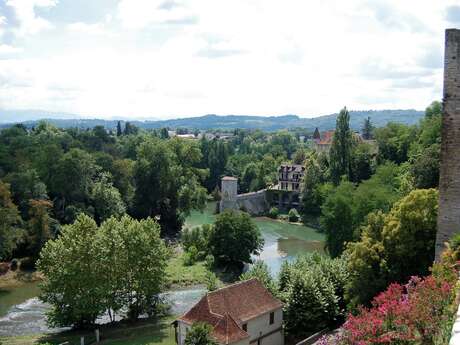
<box><xmin>435</xmin><ymin>29</ymin><xmax>460</xmax><ymax>260</ymax></box>
<box><xmin>219</xmin><ymin>176</ymin><xmax>238</xmax><ymax>213</ymax></box>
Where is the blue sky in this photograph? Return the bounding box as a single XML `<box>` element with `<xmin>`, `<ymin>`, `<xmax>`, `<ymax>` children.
<box><xmin>0</xmin><ymin>0</ymin><xmax>459</xmax><ymax>119</ymax></box>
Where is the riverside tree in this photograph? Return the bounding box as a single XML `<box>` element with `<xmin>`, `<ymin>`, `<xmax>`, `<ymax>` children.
<box><xmin>0</xmin><ymin>180</ymin><xmax>23</xmax><ymax>261</ymax></box>
<box><xmin>329</xmin><ymin>107</ymin><xmax>353</xmax><ymax>185</ymax></box>
<box><xmin>38</xmin><ymin>214</ymin><xmax>169</xmax><ymax>328</ymax></box>
<box><xmin>133</xmin><ymin>137</ymin><xmax>207</xmax><ymax>236</ymax></box>
<box><xmin>209</xmin><ymin>210</ymin><xmax>263</xmax><ymax>268</ymax></box>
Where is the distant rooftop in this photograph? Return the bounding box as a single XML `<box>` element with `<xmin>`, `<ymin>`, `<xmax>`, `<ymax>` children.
<box><xmin>222</xmin><ymin>176</ymin><xmax>238</xmax><ymax>181</ymax></box>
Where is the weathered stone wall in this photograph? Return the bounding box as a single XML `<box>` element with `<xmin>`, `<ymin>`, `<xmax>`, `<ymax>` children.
<box><xmin>219</xmin><ymin>177</ymin><xmax>269</xmax><ymax>216</ymax></box>
<box><xmin>235</xmin><ymin>190</ymin><xmax>269</xmax><ymax>216</ymax></box>
<box><xmin>436</xmin><ymin>29</ymin><xmax>460</xmax><ymax>260</ymax></box>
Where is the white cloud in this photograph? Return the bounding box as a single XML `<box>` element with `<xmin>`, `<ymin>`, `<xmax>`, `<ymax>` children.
<box><xmin>117</xmin><ymin>0</ymin><xmax>196</xmax><ymax>29</ymax></box>
<box><xmin>67</xmin><ymin>22</ymin><xmax>107</xmax><ymax>36</ymax></box>
<box><xmin>6</xmin><ymin>0</ymin><xmax>57</xmax><ymax>36</ymax></box>
<box><xmin>0</xmin><ymin>0</ymin><xmax>456</xmax><ymax>118</ymax></box>
<box><xmin>0</xmin><ymin>44</ymin><xmax>23</xmax><ymax>54</ymax></box>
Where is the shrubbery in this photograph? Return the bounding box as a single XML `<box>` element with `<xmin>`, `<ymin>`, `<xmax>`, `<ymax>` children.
<box><xmin>181</xmin><ymin>224</ymin><xmax>213</xmax><ymax>264</ymax></box>
<box><xmin>268</xmin><ymin>207</ymin><xmax>279</xmax><ymax>219</ymax></box>
<box><xmin>288</xmin><ymin>208</ymin><xmax>299</xmax><ymax>222</ymax></box>
<box><xmin>319</xmin><ymin>273</ymin><xmax>457</xmax><ymax>344</ymax></box>
<box><xmin>279</xmin><ymin>253</ymin><xmax>349</xmax><ymax>340</ymax></box>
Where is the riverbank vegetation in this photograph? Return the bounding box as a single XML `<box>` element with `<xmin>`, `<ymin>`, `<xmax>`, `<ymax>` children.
<box><xmin>1</xmin><ymin>99</ymin><xmax>456</xmax><ymax>344</ymax></box>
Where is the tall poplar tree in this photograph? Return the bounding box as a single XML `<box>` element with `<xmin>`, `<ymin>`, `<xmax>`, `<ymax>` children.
<box><xmin>329</xmin><ymin>107</ymin><xmax>353</xmax><ymax>185</ymax></box>
<box><xmin>362</xmin><ymin>117</ymin><xmax>374</xmax><ymax>140</ymax></box>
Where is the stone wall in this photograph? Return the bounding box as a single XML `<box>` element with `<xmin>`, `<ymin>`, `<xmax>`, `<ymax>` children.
<box><xmin>219</xmin><ymin>177</ymin><xmax>269</xmax><ymax>216</ymax></box>
<box><xmin>436</xmin><ymin>29</ymin><xmax>460</xmax><ymax>260</ymax></box>
<box><xmin>235</xmin><ymin>190</ymin><xmax>269</xmax><ymax>216</ymax></box>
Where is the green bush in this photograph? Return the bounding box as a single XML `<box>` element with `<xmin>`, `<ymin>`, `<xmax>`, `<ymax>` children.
<box><xmin>204</xmin><ymin>254</ymin><xmax>215</xmax><ymax>269</ymax></box>
<box><xmin>183</xmin><ymin>246</ymin><xmax>199</xmax><ymax>266</ymax></box>
<box><xmin>280</xmin><ymin>253</ymin><xmax>349</xmax><ymax>338</ymax></box>
<box><xmin>268</xmin><ymin>207</ymin><xmax>279</xmax><ymax>219</ymax></box>
<box><xmin>181</xmin><ymin>225</ymin><xmax>212</xmax><ymax>260</ymax></box>
<box><xmin>288</xmin><ymin>208</ymin><xmax>299</xmax><ymax>222</ymax></box>
<box><xmin>205</xmin><ymin>271</ymin><xmax>219</xmax><ymax>291</ymax></box>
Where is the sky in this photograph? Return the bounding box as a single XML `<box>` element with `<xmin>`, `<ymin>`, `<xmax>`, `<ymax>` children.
<box><xmin>0</xmin><ymin>0</ymin><xmax>459</xmax><ymax>120</ymax></box>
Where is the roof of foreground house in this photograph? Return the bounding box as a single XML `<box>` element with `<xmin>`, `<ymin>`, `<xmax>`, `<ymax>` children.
<box><xmin>177</xmin><ymin>279</ymin><xmax>283</xmax><ymax>344</ymax></box>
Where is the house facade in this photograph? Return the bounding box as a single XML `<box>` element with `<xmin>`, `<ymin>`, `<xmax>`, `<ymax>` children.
<box><xmin>174</xmin><ymin>279</ymin><xmax>284</xmax><ymax>345</ymax></box>
<box><xmin>278</xmin><ymin>164</ymin><xmax>305</xmax><ymax>192</ymax></box>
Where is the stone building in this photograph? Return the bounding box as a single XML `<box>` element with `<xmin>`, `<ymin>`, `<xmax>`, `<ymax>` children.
<box><xmin>174</xmin><ymin>279</ymin><xmax>284</xmax><ymax>345</ymax></box>
<box><xmin>435</xmin><ymin>29</ymin><xmax>460</xmax><ymax>260</ymax></box>
<box><xmin>277</xmin><ymin>164</ymin><xmax>305</xmax><ymax>192</ymax></box>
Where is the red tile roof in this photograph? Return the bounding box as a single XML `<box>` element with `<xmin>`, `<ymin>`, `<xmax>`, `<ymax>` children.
<box><xmin>178</xmin><ymin>279</ymin><xmax>283</xmax><ymax>344</ymax></box>
<box><xmin>317</xmin><ymin>130</ymin><xmax>335</xmax><ymax>145</ymax></box>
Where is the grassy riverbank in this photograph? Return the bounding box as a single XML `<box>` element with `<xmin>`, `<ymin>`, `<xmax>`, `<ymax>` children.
<box><xmin>0</xmin><ymin>270</ymin><xmax>42</xmax><ymax>290</ymax></box>
<box><xmin>0</xmin><ymin>316</ymin><xmax>176</xmax><ymax>345</ymax></box>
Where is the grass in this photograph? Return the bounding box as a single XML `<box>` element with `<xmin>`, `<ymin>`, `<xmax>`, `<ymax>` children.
<box><xmin>166</xmin><ymin>252</ymin><xmax>210</xmax><ymax>288</ymax></box>
<box><xmin>0</xmin><ymin>317</ymin><xmax>177</xmax><ymax>345</ymax></box>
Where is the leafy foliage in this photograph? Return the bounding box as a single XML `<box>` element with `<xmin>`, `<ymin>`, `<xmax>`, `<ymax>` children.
<box><xmin>38</xmin><ymin>214</ymin><xmax>169</xmax><ymax>327</ymax></box>
<box><xmin>184</xmin><ymin>322</ymin><xmax>218</xmax><ymax>345</ymax></box>
<box><xmin>240</xmin><ymin>261</ymin><xmax>277</xmax><ymax>296</ymax></box>
<box><xmin>280</xmin><ymin>253</ymin><xmax>349</xmax><ymax>339</ymax></box>
<box><xmin>209</xmin><ymin>210</ymin><xmax>263</xmax><ymax>266</ymax></box>
<box><xmin>345</xmin><ymin>188</ymin><xmax>439</xmax><ymax>308</ymax></box>
<box><xmin>329</xmin><ymin>108</ymin><xmax>353</xmax><ymax>185</ymax></box>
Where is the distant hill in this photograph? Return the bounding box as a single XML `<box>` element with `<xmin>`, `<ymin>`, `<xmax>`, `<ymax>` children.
<box><xmin>0</xmin><ymin>109</ymin><xmax>425</xmax><ymax>131</ymax></box>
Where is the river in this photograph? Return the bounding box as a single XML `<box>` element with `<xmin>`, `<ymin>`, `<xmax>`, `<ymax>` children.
<box><xmin>0</xmin><ymin>203</ymin><xmax>324</xmax><ymax>336</ymax></box>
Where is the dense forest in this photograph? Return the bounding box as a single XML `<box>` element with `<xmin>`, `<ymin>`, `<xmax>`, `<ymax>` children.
<box><xmin>1</xmin><ymin>100</ymin><xmax>456</xmax><ymax>344</ymax></box>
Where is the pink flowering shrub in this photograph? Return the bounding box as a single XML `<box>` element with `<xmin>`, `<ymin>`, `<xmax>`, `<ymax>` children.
<box><xmin>335</xmin><ymin>274</ymin><xmax>456</xmax><ymax>344</ymax></box>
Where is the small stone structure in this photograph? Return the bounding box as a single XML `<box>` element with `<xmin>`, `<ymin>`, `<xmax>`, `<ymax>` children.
<box><xmin>436</xmin><ymin>29</ymin><xmax>460</xmax><ymax>260</ymax></box>
<box><xmin>219</xmin><ymin>176</ymin><xmax>269</xmax><ymax>216</ymax></box>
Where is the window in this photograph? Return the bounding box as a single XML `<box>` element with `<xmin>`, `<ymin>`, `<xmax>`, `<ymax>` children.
<box><xmin>269</xmin><ymin>312</ymin><xmax>274</xmax><ymax>325</ymax></box>
<box><xmin>242</xmin><ymin>323</ymin><xmax>247</xmax><ymax>332</ymax></box>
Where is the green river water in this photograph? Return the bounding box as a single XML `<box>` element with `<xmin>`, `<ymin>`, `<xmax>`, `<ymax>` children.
<box><xmin>0</xmin><ymin>203</ymin><xmax>324</xmax><ymax>335</ymax></box>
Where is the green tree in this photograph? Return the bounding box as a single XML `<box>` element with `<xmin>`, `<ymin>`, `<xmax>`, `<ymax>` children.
<box><xmin>27</xmin><ymin>199</ymin><xmax>54</xmax><ymax>260</ymax></box>
<box><xmin>0</xmin><ymin>180</ymin><xmax>23</xmax><ymax>261</ymax></box>
<box><xmin>117</xmin><ymin>121</ymin><xmax>122</xmax><ymax>137</ymax></box>
<box><xmin>38</xmin><ymin>215</ymin><xmax>105</xmax><ymax>327</ymax></box>
<box><xmin>374</xmin><ymin>123</ymin><xmax>417</xmax><ymax>164</ymax></box>
<box><xmin>160</xmin><ymin>128</ymin><xmax>169</xmax><ymax>139</ymax></box>
<box><xmin>329</xmin><ymin>107</ymin><xmax>353</xmax><ymax>184</ymax></box>
<box><xmin>345</xmin><ymin>188</ymin><xmax>439</xmax><ymax>308</ymax></box>
<box><xmin>240</xmin><ymin>261</ymin><xmax>277</xmax><ymax>296</ymax></box>
<box><xmin>185</xmin><ymin>322</ymin><xmax>217</xmax><ymax>345</ymax></box>
<box><xmin>361</xmin><ymin>117</ymin><xmax>374</xmax><ymax>140</ymax></box>
<box><xmin>50</xmin><ymin>148</ymin><xmax>101</xmax><ymax>210</ymax></box>
<box><xmin>133</xmin><ymin>137</ymin><xmax>207</xmax><ymax>236</ymax></box>
<box><xmin>321</xmin><ymin>181</ymin><xmax>355</xmax><ymax>258</ymax></box>
<box><xmin>425</xmin><ymin>100</ymin><xmax>442</xmax><ymax>118</ymax></box>
<box><xmin>91</xmin><ymin>173</ymin><xmax>126</xmax><ymax>223</ymax></box>
<box><xmin>209</xmin><ymin>210</ymin><xmax>263</xmax><ymax>267</ymax></box>
<box><xmin>281</xmin><ymin>253</ymin><xmax>349</xmax><ymax>338</ymax></box>
<box><xmin>300</xmin><ymin>153</ymin><xmax>328</xmax><ymax>218</ymax></box>
<box><xmin>350</xmin><ymin>143</ymin><xmax>374</xmax><ymax>183</ymax></box>
<box><xmin>241</xmin><ymin>162</ymin><xmax>259</xmax><ymax>192</ymax></box>
<box><xmin>6</xmin><ymin>169</ymin><xmax>48</xmax><ymax>218</ymax></box>
<box><xmin>99</xmin><ymin>216</ymin><xmax>170</xmax><ymax>320</ymax></box>
<box><xmin>38</xmin><ymin>214</ymin><xmax>169</xmax><ymax>327</ymax></box>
